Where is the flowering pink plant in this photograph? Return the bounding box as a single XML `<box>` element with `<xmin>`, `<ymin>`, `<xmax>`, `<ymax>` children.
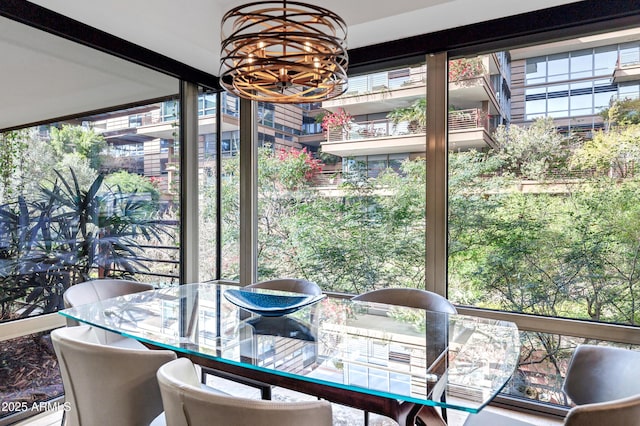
<box><xmin>448</xmin><ymin>58</ymin><xmax>485</xmax><ymax>82</ymax></box>
<box><xmin>321</xmin><ymin>108</ymin><xmax>353</xmax><ymax>132</ymax></box>
<box><xmin>276</xmin><ymin>147</ymin><xmax>323</xmax><ymax>184</ymax></box>
<box><xmin>148</xmin><ymin>176</ymin><xmax>161</xmax><ymax>188</ymax></box>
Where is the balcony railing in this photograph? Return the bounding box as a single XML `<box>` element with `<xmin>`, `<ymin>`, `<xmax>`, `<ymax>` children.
<box><xmin>326</xmin><ymin>118</ymin><xmax>426</xmax><ymax>142</ymax></box>
<box><xmin>449</xmin><ymin>108</ymin><xmax>490</xmax><ymax>131</ymax></box>
<box><xmin>612</xmin><ymin>52</ymin><xmax>640</xmax><ymax>84</ymax></box>
<box><xmin>326</xmin><ymin>109</ymin><xmax>488</xmax><ymax>143</ymax></box>
<box><xmin>94</xmin><ymin>110</ymin><xmax>165</xmax><ymax>133</ymax></box>
<box><xmin>342</xmin><ymin>65</ymin><xmax>427</xmax><ymax>97</ymax></box>
<box><xmin>313</xmin><ymin>170</ymin><xmax>344</xmax><ymax>186</ymax></box>
<box><xmin>618</xmin><ymin>50</ymin><xmax>640</xmax><ymax>68</ymax></box>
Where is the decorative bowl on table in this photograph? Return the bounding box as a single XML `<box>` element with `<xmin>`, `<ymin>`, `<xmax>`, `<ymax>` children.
<box><xmin>247</xmin><ymin>316</ymin><xmax>316</xmax><ymax>341</ymax></box>
<box><xmin>223</xmin><ymin>288</ymin><xmax>325</xmax><ymax>317</ymax></box>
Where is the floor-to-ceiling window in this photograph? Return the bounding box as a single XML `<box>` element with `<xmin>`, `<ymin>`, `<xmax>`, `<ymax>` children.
<box><xmin>447</xmin><ymin>27</ymin><xmax>640</xmax><ymax>410</ymax></box>
<box><xmin>199</xmin><ymin>90</ymin><xmax>241</xmax><ymax>281</ymax></box>
<box><xmin>255</xmin><ymin>63</ymin><xmax>428</xmax><ymax>294</ymax></box>
<box><xmin>0</xmin><ymin>99</ymin><xmax>182</xmax><ymax>422</ymax></box>
<box><xmin>0</xmin><ymin>15</ymin><xmax>180</xmax><ymax>423</ymax></box>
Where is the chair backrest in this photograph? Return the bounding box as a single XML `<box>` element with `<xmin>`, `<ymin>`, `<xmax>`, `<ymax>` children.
<box><xmin>63</xmin><ymin>279</ymin><xmax>154</xmax><ymax>309</ymax></box>
<box><xmin>157</xmin><ymin>358</ymin><xmax>333</xmax><ymax>426</ymax></box>
<box><xmin>245</xmin><ymin>278</ymin><xmax>322</xmax><ymax>296</ymax></box>
<box><xmin>564</xmin><ymin>394</ymin><xmax>640</xmax><ymax>426</ymax></box>
<box><xmin>63</xmin><ymin>279</ymin><xmax>155</xmax><ymax>339</ymax></box>
<box><xmin>51</xmin><ymin>325</ymin><xmax>176</xmax><ymax>426</ymax></box>
<box><xmin>563</xmin><ymin>344</ymin><xmax>640</xmax><ymax>405</ymax></box>
<box><xmin>352</xmin><ymin>287</ymin><xmax>457</xmax><ymax>314</ymax></box>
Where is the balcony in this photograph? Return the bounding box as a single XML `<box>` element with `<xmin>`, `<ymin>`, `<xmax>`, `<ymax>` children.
<box><xmin>321</xmin><ymin>109</ymin><xmax>495</xmax><ymax>157</ymax></box>
<box><xmin>448</xmin><ymin>74</ymin><xmax>501</xmax><ymax>116</ymax></box>
<box><xmin>322</xmin><ymin>66</ymin><xmax>426</xmax><ymax>116</ymax></box>
<box><xmin>449</xmin><ymin>108</ymin><xmax>498</xmax><ymax>150</ymax></box>
<box><xmin>612</xmin><ymin>53</ymin><xmax>640</xmax><ymax>84</ymax></box>
<box><xmin>321</xmin><ymin>117</ymin><xmax>426</xmax><ymax>157</ymax></box>
<box><xmin>323</xmin><ymin>60</ymin><xmax>502</xmax><ymax>119</ymax></box>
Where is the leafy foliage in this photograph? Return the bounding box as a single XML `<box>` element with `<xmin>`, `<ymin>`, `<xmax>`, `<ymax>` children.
<box><xmin>448</xmin><ymin>57</ymin><xmax>486</xmax><ymax>82</ymax></box>
<box><xmin>49</xmin><ymin>125</ymin><xmax>107</xmax><ymax>170</ymax></box>
<box><xmin>0</xmin><ymin>130</ymin><xmax>28</xmax><ymax>201</ymax></box>
<box><xmin>493</xmin><ymin>117</ymin><xmax>574</xmax><ymax>180</ymax></box>
<box><xmin>199</xmin><ymin>107</ymin><xmax>640</xmax><ymax>331</ymax></box>
<box><xmin>320</xmin><ymin>108</ymin><xmax>353</xmax><ymax>132</ymax></box>
<box><xmin>571</xmin><ymin>124</ymin><xmax>640</xmax><ymax>178</ymax></box>
<box><xmin>600</xmin><ymin>97</ymin><xmax>640</xmax><ymax>127</ymax></box>
<box><xmin>104</xmin><ymin>170</ymin><xmax>161</xmax><ymax>215</ymax></box>
<box><xmin>0</xmin><ymin>169</ymin><xmax>169</xmax><ymax>321</ymax></box>
<box><xmin>448</xmin><ymin>118</ymin><xmax>640</xmax><ymax>326</ymax></box>
<box><xmin>216</xmin><ymin>146</ymin><xmax>427</xmax><ymax>291</ymax></box>
<box><xmin>386</xmin><ymin>98</ymin><xmax>426</xmax><ymax>132</ymax></box>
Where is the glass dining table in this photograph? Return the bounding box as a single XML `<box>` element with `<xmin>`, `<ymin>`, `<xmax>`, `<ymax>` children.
<box><xmin>58</xmin><ymin>282</ymin><xmax>521</xmax><ymax>426</ymax></box>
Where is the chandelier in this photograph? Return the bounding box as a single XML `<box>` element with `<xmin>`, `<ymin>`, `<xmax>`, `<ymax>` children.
<box><xmin>220</xmin><ymin>1</ymin><xmax>348</xmax><ymax>103</ymax></box>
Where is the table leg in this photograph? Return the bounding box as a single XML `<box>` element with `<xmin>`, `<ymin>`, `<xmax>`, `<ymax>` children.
<box><xmin>416</xmin><ymin>406</ymin><xmax>447</xmax><ymax>426</ymax></box>
<box><xmin>395</xmin><ymin>403</ymin><xmax>446</xmax><ymax>426</ymax></box>
<box><xmin>395</xmin><ymin>402</ymin><xmax>421</xmax><ymax>426</ymax></box>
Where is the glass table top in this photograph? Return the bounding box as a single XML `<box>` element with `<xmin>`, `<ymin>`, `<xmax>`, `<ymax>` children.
<box><xmin>59</xmin><ymin>282</ymin><xmax>521</xmax><ymax>413</ymax></box>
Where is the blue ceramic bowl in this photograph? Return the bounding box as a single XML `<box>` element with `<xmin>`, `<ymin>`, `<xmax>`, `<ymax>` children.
<box><xmin>224</xmin><ymin>289</ymin><xmax>325</xmax><ymax>316</ymax></box>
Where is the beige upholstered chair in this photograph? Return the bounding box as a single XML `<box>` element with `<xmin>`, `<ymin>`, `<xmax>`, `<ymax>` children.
<box><xmin>564</xmin><ymin>394</ymin><xmax>640</xmax><ymax>426</ymax></box>
<box><xmin>201</xmin><ymin>278</ymin><xmax>322</xmax><ymax>399</ymax></box>
<box><xmin>63</xmin><ymin>278</ymin><xmax>154</xmax><ymax>310</ymax></box>
<box><xmin>353</xmin><ymin>287</ymin><xmax>456</xmax><ymax>425</ymax></box>
<box><xmin>63</xmin><ymin>278</ymin><xmax>154</xmax><ymax>348</ymax></box>
<box><xmin>158</xmin><ymin>358</ymin><xmax>333</xmax><ymax>426</ymax></box>
<box><xmin>563</xmin><ymin>344</ymin><xmax>640</xmax><ymax>405</ymax></box>
<box><xmin>352</xmin><ymin>287</ymin><xmax>457</xmax><ymax>314</ymax></box>
<box><xmin>561</xmin><ymin>344</ymin><xmax>640</xmax><ymax>425</ymax></box>
<box><xmin>464</xmin><ymin>344</ymin><xmax>640</xmax><ymax>425</ymax></box>
<box><xmin>52</xmin><ymin>325</ymin><xmax>176</xmax><ymax>426</ymax></box>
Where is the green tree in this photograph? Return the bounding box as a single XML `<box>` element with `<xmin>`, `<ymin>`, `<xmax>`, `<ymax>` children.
<box><xmin>105</xmin><ymin>170</ymin><xmax>161</xmax><ymax>203</ymax></box>
<box><xmin>56</xmin><ymin>153</ymin><xmax>99</xmax><ymax>190</ymax></box>
<box><xmin>0</xmin><ymin>130</ymin><xmax>29</xmax><ymax>202</ymax></box>
<box><xmin>0</xmin><ymin>130</ymin><xmax>99</xmax><ymax>203</ymax></box>
<box><xmin>212</xmin><ymin>146</ymin><xmax>428</xmax><ymax>292</ymax></box>
<box><xmin>449</xmin><ymin>124</ymin><xmax>640</xmax><ymax>325</ymax></box>
<box><xmin>256</xmin><ymin>148</ymin><xmax>427</xmax><ymax>293</ymax></box>
<box><xmin>600</xmin><ymin>97</ymin><xmax>640</xmax><ymax>128</ymax></box>
<box><xmin>493</xmin><ymin>117</ymin><xmax>573</xmax><ymax>180</ymax></box>
<box><xmin>571</xmin><ymin>124</ymin><xmax>640</xmax><ymax>178</ymax></box>
<box><xmin>49</xmin><ymin>124</ymin><xmax>107</xmax><ymax>170</ymax></box>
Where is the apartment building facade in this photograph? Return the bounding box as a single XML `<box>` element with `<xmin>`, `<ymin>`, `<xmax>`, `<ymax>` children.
<box><xmin>510</xmin><ymin>29</ymin><xmax>640</xmax><ymax>136</ymax></box>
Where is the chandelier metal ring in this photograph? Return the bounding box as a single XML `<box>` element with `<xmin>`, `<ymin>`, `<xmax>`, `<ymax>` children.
<box><xmin>220</xmin><ymin>1</ymin><xmax>348</xmax><ymax>103</ymax></box>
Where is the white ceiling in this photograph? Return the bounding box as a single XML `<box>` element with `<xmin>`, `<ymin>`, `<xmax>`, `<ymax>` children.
<box><xmin>0</xmin><ymin>15</ymin><xmax>178</xmax><ymax>130</ymax></box>
<box><xmin>1</xmin><ymin>0</ymin><xmax>584</xmax><ymax>130</ymax></box>
<box><xmin>28</xmin><ymin>0</ymin><xmax>583</xmax><ymax>76</ymax></box>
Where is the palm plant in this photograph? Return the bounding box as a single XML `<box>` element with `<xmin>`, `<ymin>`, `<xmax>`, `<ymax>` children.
<box><xmin>386</xmin><ymin>98</ymin><xmax>426</xmax><ymax>133</ymax></box>
<box><xmin>0</xmin><ymin>169</ymin><xmax>170</xmax><ymax>320</ymax></box>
